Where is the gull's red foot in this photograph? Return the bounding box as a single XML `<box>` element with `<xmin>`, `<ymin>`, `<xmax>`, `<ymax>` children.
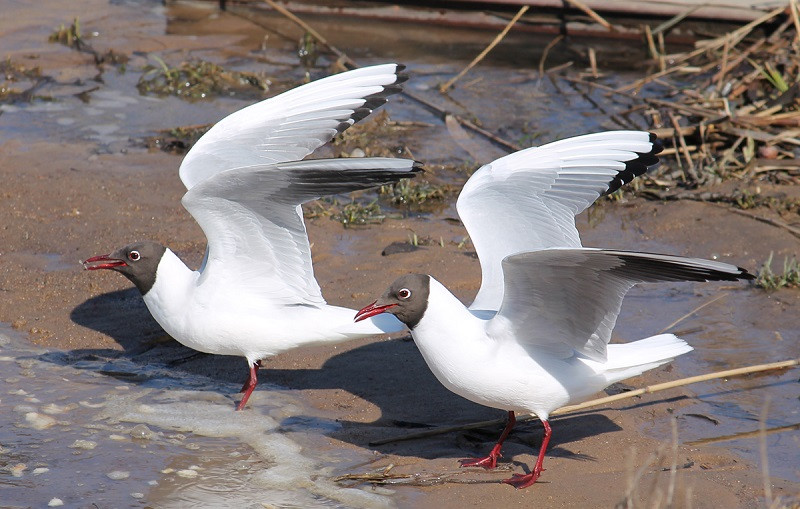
<box><xmin>502</xmin><ymin>468</ymin><xmax>543</xmax><ymax>489</ymax></box>
<box><xmin>459</xmin><ymin>453</ymin><xmax>500</xmax><ymax>469</ymax></box>
<box><xmin>459</xmin><ymin>411</ymin><xmax>515</xmax><ymax>470</ymax></box>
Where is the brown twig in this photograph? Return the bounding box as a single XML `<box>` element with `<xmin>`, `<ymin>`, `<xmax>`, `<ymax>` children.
<box><xmin>369</xmin><ymin>359</ymin><xmax>800</xmax><ymax>446</ymax></box>
<box><xmin>656</xmin><ymin>293</ymin><xmax>729</xmax><ymax>334</ymax></box>
<box><xmin>538</xmin><ymin>34</ymin><xmax>565</xmax><ymax>79</ymax></box>
<box><xmin>439</xmin><ymin>6</ymin><xmax>529</xmax><ymax>93</ymax></box>
<box><xmin>726</xmin><ymin>207</ymin><xmax>800</xmax><ymax>239</ymax></box>
<box><xmin>564</xmin><ymin>0</ymin><xmax>614</xmax><ymax>31</ymax></box>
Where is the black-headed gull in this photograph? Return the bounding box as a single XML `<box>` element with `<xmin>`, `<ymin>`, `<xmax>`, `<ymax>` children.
<box><xmin>355</xmin><ymin>131</ymin><xmax>754</xmax><ymax>488</ymax></box>
<box><xmin>84</xmin><ymin>64</ymin><xmax>420</xmax><ymax>410</ymax></box>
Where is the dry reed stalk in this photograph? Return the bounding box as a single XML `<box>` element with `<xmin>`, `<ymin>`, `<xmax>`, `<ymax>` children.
<box><xmin>564</xmin><ymin>0</ymin><xmax>614</xmax><ymax>30</ymax></box>
<box><xmin>439</xmin><ymin>5</ymin><xmax>529</xmax><ymax>93</ymax></box>
<box><xmin>370</xmin><ymin>359</ymin><xmax>800</xmax><ymax>446</ymax></box>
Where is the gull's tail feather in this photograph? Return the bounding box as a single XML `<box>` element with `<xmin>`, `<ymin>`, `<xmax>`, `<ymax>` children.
<box><xmin>602</xmin><ymin>334</ymin><xmax>693</xmax><ymax>383</ymax></box>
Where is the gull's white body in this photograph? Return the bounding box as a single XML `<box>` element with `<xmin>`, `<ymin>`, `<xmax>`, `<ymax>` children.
<box><xmin>143</xmin><ymin>249</ymin><xmax>397</xmax><ymax>363</ymax></box>
<box><xmin>413</xmin><ymin>277</ymin><xmax>691</xmax><ymax>421</ymax></box>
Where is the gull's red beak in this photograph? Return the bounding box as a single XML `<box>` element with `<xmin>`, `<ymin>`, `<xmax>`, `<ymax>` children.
<box><xmin>354</xmin><ymin>300</ymin><xmax>397</xmax><ymax>322</ymax></box>
<box><xmin>83</xmin><ymin>254</ymin><xmax>127</xmax><ymax>271</ymax></box>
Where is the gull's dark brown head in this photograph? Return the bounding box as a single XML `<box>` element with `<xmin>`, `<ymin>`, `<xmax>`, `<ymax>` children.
<box><xmin>355</xmin><ymin>274</ymin><xmax>430</xmax><ymax>329</ymax></box>
<box><xmin>83</xmin><ymin>241</ymin><xmax>166</xmax><ymax>295</ymax></box>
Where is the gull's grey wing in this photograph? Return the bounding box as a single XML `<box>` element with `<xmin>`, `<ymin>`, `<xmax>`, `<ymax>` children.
<box><xmin>182</xmin><ymin>158</ymin><xmax>421</xmax><ymax>306</ymax></box>
<box><xmin>457</xmin><ymin>131</ymin><xmax>661</xmax><ymax>312</ymax></box>
<box><xmin>179</xmin><ymin>63</ymin><xmax>406</xmax><ymax>190</ymax></box>
<box><xmin>489</xmin><ymin>248</ymin><xmax>753</xmax><ymax>361</ymax></box>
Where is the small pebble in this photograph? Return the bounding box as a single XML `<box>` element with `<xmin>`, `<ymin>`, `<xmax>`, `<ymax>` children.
<box><xmin>130</xmin><ymin>424</ymin><xmax>154</xmax><ymax>440</ymax></box>
<box><xmin>69</xmin><ymin>440</ymin><xmax>97</xmax><ymax>450</ymax></box>
<box><xmin>109</xmin><ymin>434</ymin><xmax>126</xmax><ymax>441</ymax></box>
<box><xmin>106</xmin><ymin>470</ymin><xmax>130</xmax><ymax>480</ymax></box>
<box><xmin>185</xmin><ymin>443</ymin><xmax>200</xmax><ymax>450</ymax></box>
<box><xmin>130</xmin><ymin>493</ymin><xmax>144</xmax><ymax>499</ymax></box>
<box><xmin>147</xmin><ymin>480</ymin><xmax>158</xmax><ymax>486</ymax></box>
<box><xmin>10</xmin><ymin>463</ymin><xmax>26</xmax><ymax>477</ymax></box>
<box><xmin>32</xmin><ymin>467</ymin><xmax>50</xmax><ymax>475</ymax></box>
<box><xmin>161</xmin><ymin>468</ymin><xmax>174</xmax><ymax>474</ymax></box>
<box><xmin>25</xmin><ymin>412</ymin><xmax>56</xmax><ymax>430</ymax></box>
<box><xmin>115</xmin><ymin>385</ymin><xmax>129</xmax><ymax>391</ymax></box>
<box><xmin>48</xmin><ymin>499</ymin><xmax>64</xmax><ymax>507</ymax></box>
<box><xmin>349</xmin><ymin>148</ymin><xmax>365</xmax><ymax>158</ymax></box>
<box><xmin>176</xmin><ymin>469</ymin><xmax>198</xmax><ymax>478</ymax></box>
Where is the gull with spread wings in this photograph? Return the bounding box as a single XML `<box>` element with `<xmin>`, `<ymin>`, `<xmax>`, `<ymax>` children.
<box><xmin>356</xmin><ymin>131</ymin><xmax>753</xmax><ymax>487</ymax></box>
<box><xmin>85</xmin><ymin>64</ymin><xmax>420</xmax><ymax>410</ymax></box>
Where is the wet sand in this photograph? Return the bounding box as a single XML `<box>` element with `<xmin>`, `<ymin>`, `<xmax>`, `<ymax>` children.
<box><xmin>1</xmin><ymin>0</ymin><xmax>799</xmax><ymax>507</ymax></box>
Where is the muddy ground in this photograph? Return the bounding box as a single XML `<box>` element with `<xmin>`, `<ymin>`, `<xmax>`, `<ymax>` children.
<box><xmin>1</xmin><ymin>1</ymin><xmax>799</xmax><ymax>507</ymax></box>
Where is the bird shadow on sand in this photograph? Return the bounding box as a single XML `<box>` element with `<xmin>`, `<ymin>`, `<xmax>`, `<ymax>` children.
<box><xmin>60</xmin><ymin>290</ymin><xmax>621</xmax><ymax>463</ymax></box>
<box><xmin>262</xmin><ymin>337</ymin><xmax>621</xmax><ymax>463</ymax></box>
<box><xmin>46</xmin><ymin>290</ymin><xmax>248</xmax><ymax>388</ymax></box>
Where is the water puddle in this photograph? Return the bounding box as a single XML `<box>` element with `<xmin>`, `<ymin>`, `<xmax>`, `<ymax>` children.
<box><xmin>585</xmin><ymin>209</ymin><xmax>800</xmax><ymax>483</ymax></box>
<box><xmin>0</xmin><ymin>326</ymin><xmax>394</xmax><ymax>508</ymax></box>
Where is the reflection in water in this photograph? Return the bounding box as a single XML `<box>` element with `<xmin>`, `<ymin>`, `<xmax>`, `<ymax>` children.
<box><xmin>0</xmin><ymin>328</ymin><xmax>392</xmax><ymax>508</ymax></box>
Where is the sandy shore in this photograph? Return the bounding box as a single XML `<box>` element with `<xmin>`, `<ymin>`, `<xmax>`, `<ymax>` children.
<box><xmin>1</xmin><ymin>0</ymin><xmax>798</xmax><ymax>506</ymax></box>
<box><xmin>2</xmin><ymin>137</ymin><xmax>799</xmax><ymax>507</ymax></box>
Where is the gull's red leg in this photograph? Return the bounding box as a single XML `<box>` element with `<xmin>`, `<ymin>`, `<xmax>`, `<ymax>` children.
<box><xmin>239</xmin><ymin>360</ymin><xmax>262</xmax><ymax>393</ymax></box>
<box><xmin>236</xmin><ymin>360</ymin><xmax>261</xmax><ymax>411</ymax></box>
<box><xmin>460</xmin><ymin>411</ymin><xmax>516</xmax><ymax>469</ymax></box>
<box><xmin>503</xmin><ymin>419</ymin><xmax>551</xmax><ymax>489</ymax></box>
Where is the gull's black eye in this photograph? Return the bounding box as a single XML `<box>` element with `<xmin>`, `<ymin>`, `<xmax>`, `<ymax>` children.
<box><xmin>129</xmin><ymin>250</ymin><xmax>141</xmax><ymax>261</ymax></box>
<box><xmin>397</xmin><ymin>288</ymin><xmax>411</xmax><ymax>300</ymax></box>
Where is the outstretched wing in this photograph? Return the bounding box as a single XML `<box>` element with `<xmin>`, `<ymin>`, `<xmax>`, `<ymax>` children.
<box><xmin>489</xmin><ymin>248</ymin><xmax>753</xmax><ymax>361</ymax></box>
<box><xmin>457</xmin><ymin>131</ymin><xmax>661</xmax><ymax>312</ymax></box>
<box><xmin>182</xmin><ymin>158</ymin><xmax>421</xmax><ymax>306</ymax></box>
<box><xmin>179</xmin><ymin>63</ymin><xmax>407</xmax><ymax>190</ymax></box>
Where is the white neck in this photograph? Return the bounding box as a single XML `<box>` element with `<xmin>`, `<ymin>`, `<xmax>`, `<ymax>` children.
<box><xmin>142</xmin><ymin>248</ymin><xmax>198</xmax><ymax>335</ymax></box>
<box><xmin>412</xmin><ymin>277</ymin><xmax>485</xmax><ymax>354</ymax></box>
<box><xmin>410</xmin><ymin>277</ymin><xmax>491</xmax><ymax>401</ymax></box>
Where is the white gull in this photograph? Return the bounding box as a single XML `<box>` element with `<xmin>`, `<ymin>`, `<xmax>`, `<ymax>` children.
<box><xmin>355</xmin><ymin>131</ymin><xmax>753</xmax><ymax>488</ymax></box>
<box><xmin>85</xmin><ymin>64</ymin><xmax>419</xmax><ymax>410</ymax></box>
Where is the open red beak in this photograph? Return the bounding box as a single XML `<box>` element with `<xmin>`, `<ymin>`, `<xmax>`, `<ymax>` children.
<box><xmin>354</xmin><ymin>300</ymin><xmax>397</xmax><ymax>322</ymax></box>
<box><xmin>83</xmin><ymin>254</ymin><xmax>127</xmax><ymax>271</ymax></box>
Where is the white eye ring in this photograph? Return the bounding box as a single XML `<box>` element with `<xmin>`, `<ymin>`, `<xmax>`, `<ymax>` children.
<box><xmin>397</xmin><ymin>288</ymin><xmax>411</xmax><ymax>300</ymax></box>
<box><xmin>129</xmin><ymin>250</ymin><xmax>141</xmax><ymax>261</ymax></box>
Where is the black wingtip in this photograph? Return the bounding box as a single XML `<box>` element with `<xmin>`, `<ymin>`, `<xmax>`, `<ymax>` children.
<box><xmin>604</xmin><ymin>133</ymin><xmax>662</xmax><ymax>196</ymax></box>
<box><xmin>738</xmin><ymin>266</ymin><xmax>756</xmax><ymax>281</ymax></box>
<box><xmin>342</xmin><ymin>71</ymin><xmax>406</xmax><ymax>130</ymax></box>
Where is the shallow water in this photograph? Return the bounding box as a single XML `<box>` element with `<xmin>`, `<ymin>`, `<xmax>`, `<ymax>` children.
<box><xmin>0</xmin><ymin>326</ymin><xmax>394</xmax><ymax>508</ymax></box>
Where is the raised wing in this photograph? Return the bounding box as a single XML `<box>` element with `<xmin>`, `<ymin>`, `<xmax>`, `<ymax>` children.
<box><xmin>179</xmin><ymin>64</ymin><xmax>406</xmax><ymax>190</ymax></box>
<box><xmin>182</xmin><ymin>158</ymin><xmax>421</xmax><ymax>306</ymax></box>
<box><xmin>489</xmin><ymin>249</ymin><xmax>753</xmax><ymax>361</ymax></box>
<box><xmin>457</xmin><ymin>131</ymin><xmax>661</xmax><ymax>312</ymax></box>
